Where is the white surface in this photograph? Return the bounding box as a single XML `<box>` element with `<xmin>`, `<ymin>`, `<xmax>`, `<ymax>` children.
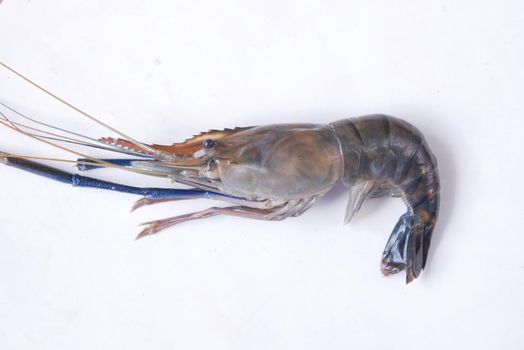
<box><xmin>0</xmin><ymin>1</ymin><xmax>523</xmax><ymax>349</ymax></box>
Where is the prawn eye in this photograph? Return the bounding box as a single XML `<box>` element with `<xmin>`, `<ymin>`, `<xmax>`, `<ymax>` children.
<box><xmin>203</xmin><ymin>139</ymin><xmax>215</xmax><ymax>149</ymax></box>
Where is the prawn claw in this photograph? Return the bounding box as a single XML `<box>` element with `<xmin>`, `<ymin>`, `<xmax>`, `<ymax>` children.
<box><xmin>135</xmin><ymin>223</ymin><xmax>158</xmax><ymax>240</ymax></box>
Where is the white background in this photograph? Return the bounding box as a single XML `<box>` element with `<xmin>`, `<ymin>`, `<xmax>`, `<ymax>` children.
<box><xmin>0</xmin><ymin>1</ymin><xmax>523</xmax><ymax>349</ymax></box>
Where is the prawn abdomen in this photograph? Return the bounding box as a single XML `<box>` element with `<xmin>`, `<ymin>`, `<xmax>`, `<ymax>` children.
<box><xmin>331</xmin><ymin>115</ymin><xmax>440</xmax><ymax>283</ymax></box>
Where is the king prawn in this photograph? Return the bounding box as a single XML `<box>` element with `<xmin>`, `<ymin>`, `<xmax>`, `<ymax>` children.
<box><xmin>0</xmin><ymin>62</ymin><xmax>439</xmax><ymax>283</ymax></box>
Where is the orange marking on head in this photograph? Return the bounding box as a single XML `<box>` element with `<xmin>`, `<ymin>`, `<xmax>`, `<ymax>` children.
<box><xmin>100</xmin><ymin>137</ymin><xmax>154</xmax><ymax>155</ymax></box>
<box><xmin>100</xmin><ymin>127</ymin><xmax>254</xmax><ymax>158</ymax></box>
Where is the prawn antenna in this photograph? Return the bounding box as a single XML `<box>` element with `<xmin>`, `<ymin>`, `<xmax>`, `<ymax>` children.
<box><xmin>0</xmin><ymin>61</ymin><xmax>160</xmax><ymax>156</ymax></box>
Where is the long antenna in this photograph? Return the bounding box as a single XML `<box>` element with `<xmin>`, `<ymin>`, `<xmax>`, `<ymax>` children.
<box><xmin>0</xmin><ymin>61</ymin><xmax>161</xmax><ymax>156</ymax></box>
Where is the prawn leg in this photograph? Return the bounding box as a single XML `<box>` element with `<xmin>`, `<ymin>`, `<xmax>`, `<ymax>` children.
<box><xmin>131</xmin><ymin>193</ymin><xmax>271</xmax><ymax>211</ymax></box>
<box><xmin>137</xmin><ymin>206</ymin><xmax>278</xmax><ymax>239</ymax></box>
<box><xmin>137</xmin><ymin>199</ymin><xmax>316</xmax><ymax>239</ymax></box>
<box><xmin>76</xmin><ymin>158</ymin><xmax>240</xmax><ymax>205</ymax></box>
<box><xmin>0</xmin><ymin>155</ymin><xmax>234</xmax><ymax>201</ymax></box>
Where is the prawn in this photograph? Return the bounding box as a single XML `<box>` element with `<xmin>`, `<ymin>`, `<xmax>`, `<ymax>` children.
<box><xmin>0</xmin><ymin>62</ymin><xmax>439</xmax><ymax>283</ymax></box>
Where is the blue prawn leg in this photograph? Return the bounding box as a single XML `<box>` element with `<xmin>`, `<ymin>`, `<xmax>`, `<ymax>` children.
<box><xmin>1</xmin><ymin>156</ymin><xmax>235</xmax><ymax>202</ymax></box>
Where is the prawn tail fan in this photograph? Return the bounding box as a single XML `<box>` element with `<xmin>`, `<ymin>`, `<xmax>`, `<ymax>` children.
<box><xmin>380</xmin><ymin>212</ymin><xmax>434</xmax><ymax>283</ymax></box>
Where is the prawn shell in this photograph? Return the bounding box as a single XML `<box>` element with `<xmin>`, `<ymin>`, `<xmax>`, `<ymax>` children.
<box><xmin>213</xmin><ymin>124</ymin><xmax>344</xmax><ymax>201</ymax></box>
